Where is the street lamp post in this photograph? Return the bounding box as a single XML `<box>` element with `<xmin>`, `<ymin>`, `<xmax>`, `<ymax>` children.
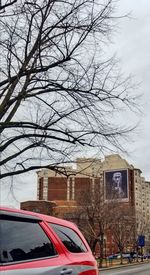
<box><xmin>103</xmin><ymin>236</ymin><xmax>107</xmax><ymax>267</ymax></box>
<box><xmin>98</xmin><ymin>233</ymin><xmax>104</xmax><ymax>268</ymax></box>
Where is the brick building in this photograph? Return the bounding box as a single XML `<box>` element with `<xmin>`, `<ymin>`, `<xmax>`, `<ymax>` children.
<box><xmin>21</xmin><ymin>154</ymin><xmax>150</xmax><ymax>254</ymax></box>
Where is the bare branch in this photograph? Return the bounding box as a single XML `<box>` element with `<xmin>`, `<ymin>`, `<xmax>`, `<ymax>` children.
<box><xmin>0</xmin><ymin>0</ymin><xmax>140</xmax><ymax>179</ymax></box>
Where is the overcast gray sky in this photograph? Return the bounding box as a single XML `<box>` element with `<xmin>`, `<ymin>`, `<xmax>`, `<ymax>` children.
<box><xmin>115</xmin><ymin>0</ymin><xmax>150</xmax><ymax>179</ymax></box>
<box><xmin>0</xmin><ymin>0</ymin><xmax>150</xmax><ymax>208</ymax></box>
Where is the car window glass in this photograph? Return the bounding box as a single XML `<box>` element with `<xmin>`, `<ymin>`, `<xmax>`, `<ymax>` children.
<box><xmin>49</xmin><ymin>223</ymin><xmax>87</xmax><ymax>253</ymax></box>
<box><xmin>0</xmin><ymin>219</ymin><xmax>57</xmax><ymax>264</ymax></box>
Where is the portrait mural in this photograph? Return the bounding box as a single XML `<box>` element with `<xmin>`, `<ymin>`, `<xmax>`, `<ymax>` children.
<box><xmin>104</xmin><ymin>169</ymin><xmax>129</xmax><ymax>201</ymax></box>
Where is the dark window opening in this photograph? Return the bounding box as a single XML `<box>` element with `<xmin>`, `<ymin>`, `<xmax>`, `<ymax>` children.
<box><xmin>49</xmin><ymin>223</ymin><xmax>87</xmax><ymax>253</ymax></box>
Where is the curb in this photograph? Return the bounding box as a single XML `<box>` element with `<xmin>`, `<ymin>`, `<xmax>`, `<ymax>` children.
<box><xmin>99</xmin><ymin>260</ymin><xmax>150</xmax><ymax>271</ymax></box>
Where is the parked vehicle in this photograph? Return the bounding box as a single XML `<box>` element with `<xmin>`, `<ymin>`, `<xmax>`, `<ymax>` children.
<box><xmin>0</xmin><ymin>207</ymin><xmax>98</xmax><ymax>274</ymax></box>
<box><xmin>107</xmin><ymin>253</ymin><xmax>121</xmax><ymax>260</ymax></box>
<box><xmin>122</xmin><ymin>253</ymin><xmax>130</xmax><ymax>259</ymax></box>
<box><xmin>133</xmin><ymin>253</ymin><xmax>142</xmax><ymax>259</ymax></box>
<box><xmin>143</xmin><ymin>253</ymin><xmax>150</xmax><ymax>259</ymax></box>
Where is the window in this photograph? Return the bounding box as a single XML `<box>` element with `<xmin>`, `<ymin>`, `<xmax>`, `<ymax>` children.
<box><xmin>0</xmin><ymin>218</ymin><xmax>57</xmax><ymax>264</ymax></box>
<box><xmin>49</xmin><ymin>223</ymin><xmax>87</xmax><ymax>253</ymax></box>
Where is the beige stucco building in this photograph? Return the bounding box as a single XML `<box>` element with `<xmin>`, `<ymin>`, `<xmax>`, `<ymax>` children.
<box><xmin>134</xmin><ymin>168</ymin><xmax>150</xmax><ymax>251</ymax></box>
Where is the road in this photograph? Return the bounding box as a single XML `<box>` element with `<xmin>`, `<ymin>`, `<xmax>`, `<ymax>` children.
<box><xmin>100</xmin><ymin>263</ymin><xmax>150</xmax><ymax>275</ymax></box>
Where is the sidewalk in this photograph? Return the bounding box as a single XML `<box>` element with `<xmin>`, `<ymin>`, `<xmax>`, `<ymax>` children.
<box><xmin>99</xmin><ymin>258</ymin><xmax>150</xmax><ymax>271</ymax></box>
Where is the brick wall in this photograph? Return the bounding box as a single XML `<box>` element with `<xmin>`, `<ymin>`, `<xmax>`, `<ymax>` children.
<box><xmin>21</xmin><ymin>200</ymin><xmax>56</xmax><ymax>216</ymax></box>
<box><xmin>48</xmin><ymin>177</ymin><xmax>67</xmax><ymax>200</ymax></box>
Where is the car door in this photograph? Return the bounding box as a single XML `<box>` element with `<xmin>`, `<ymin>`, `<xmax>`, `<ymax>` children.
<box><xmin>0</xmin><ymin>210</ymin><xmax>71</xmax><ymax>275</ymax></box>
<box><xmin>47</xmin><ymin>222</ymin><xmax>98</xmax><ymax>275</ymax></box>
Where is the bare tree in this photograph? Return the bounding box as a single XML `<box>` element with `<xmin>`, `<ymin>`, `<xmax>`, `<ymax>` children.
<box><xmin>108</xmin><ymin>203</ymin><xmax>136</xmax><ymax>264</ymax></box>
<box><xmin>76</xmin><ymin>182</ymin><xmax>136</xmax><ymax>267</ymax></box>
<box><xmin>75</xmin><ymin>180</ymin><xmax>112</xmax><ymax>267</ymax></box>
<box><xmin>0</xmin><ymin>0</ymin><xmax>17</xmax><ymax>11</ymax></box>
<box><xmin>0</xmin><ymin>0</ymin><xmax>138</xmax><ymax>179</ymax></box>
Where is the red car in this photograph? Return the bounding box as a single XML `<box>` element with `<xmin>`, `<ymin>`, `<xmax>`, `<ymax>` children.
<box><xmin>0</xmin><ymin>207</ymin><xmax>98</xmax><ymax>275</ymax></box>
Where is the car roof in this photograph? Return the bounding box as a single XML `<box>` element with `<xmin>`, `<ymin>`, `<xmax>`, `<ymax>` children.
<box><xmin>0</xmin><ymin>206</ymin><xmax>77</xmax><ymax>229</ymax></box>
